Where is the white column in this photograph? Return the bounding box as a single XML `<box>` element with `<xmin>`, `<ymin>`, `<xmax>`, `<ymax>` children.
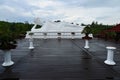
<box><xmin>29</xmin><ymin>36</ymin><xmax>34</xmax><ymax>49</ymax></box>
<box><xmin>84</xmin><ymin>39</ymin><xmax>89</xmax><ymax>49</ymax></box>
<box><xmin>44</xmin><ymin>35</ymin><xmax>47</xmax><ymax>39</ymax></box>
<box><xmin>104</xmin><ymin>46</ymin><xmax>116</xmax><ymax>65</ymax></box>
<box><xmin>57</xmin><ymin>33</ymin><xmax>61</xmax><ymax>39</ymax></box>
<box><xmin>43</xmin><ymin>33</ymin><xmax>47</xmax><ymax>39</ymax></box>
<box><xmin>71</xmin><ymin>35</ymin><xmax>74</xmax><ymax>39</ymax></box>
<box><xmin>2</xmin><ymin>51</ymin><xmax>14</xmax><ymax>67</ymax></box>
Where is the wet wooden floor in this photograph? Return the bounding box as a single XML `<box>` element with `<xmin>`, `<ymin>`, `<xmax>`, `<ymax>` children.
<box><xmin>0</xmin><ymin>39</ymin><xmax>120</xmax><ymax>80</ymax></box>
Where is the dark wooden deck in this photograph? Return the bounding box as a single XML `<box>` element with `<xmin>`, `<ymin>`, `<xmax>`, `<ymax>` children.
<box><xmin>0</xmin><ymin>39</ymin><xmax>120</xmax><ymax>80</ymax></box>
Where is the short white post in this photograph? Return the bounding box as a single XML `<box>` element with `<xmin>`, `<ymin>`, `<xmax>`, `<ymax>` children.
<box><xmin>57</xmin><ymin>33</ymin><xmax>61</xmax><ymax>39</ymax></box>
<box><xmin>84</xmin><ymin>39</ymin><xmax>89</xmax><ymax>49</ymax></box>
<box><xmin>44</xmin><ymin>35</ymin><xmax>47</xmax><ymax>39</ymax></box>
<box><xmin>29</xmin><ymin>37</ymin><xmax>34</xmax><ymax>49</ymax></box>
<box><xmin>43</xmin><ymin>33</ymin><xmax>47</xmax><ymax>39</ymax></box>
<box><xmin>71</xmin><ymin>32</ymin><xmax>75</xmax><ymax>39</ymax></box>
<box><xmin>2</xmin><ymin>51</ymin><xmax>14</xmax><ymax>67</ymax></box>
<box><xmin>71</xmin><ymin>35</ymin><xmax>74</xmax><ymax>39</ymax></box>
<box><xmin>104</xmin><ymin>46</ymin><xmax>116</xmax><ymax>65</ymax></box>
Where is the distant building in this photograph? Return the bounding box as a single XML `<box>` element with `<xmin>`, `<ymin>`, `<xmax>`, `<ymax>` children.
<box><xmin>26</xmin><ymin>18</ymin><xmax>93</xmax><ymax>39</ymax></box>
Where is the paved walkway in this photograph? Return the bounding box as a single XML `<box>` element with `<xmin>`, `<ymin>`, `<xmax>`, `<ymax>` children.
<box><xmin>0</xmin><ymin>39</ymin><xmax>120</xmax><ymax>80</ymax></box>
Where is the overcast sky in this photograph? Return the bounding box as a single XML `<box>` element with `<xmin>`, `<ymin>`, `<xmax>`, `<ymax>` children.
<box><xmin>0</xmin><ymin>0</ymin><xmax>120</xmax><ymax>24</ymax></box>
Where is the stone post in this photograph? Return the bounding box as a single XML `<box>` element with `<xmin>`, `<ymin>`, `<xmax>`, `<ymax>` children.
<box><xmin>84</xmin><ymin>39</ymin><xmax>89</xmax><ymax>49</ymax></box>
<box><xmin>2</xmin><ymin>51</ymin><xmax>14</xmax><ymax>67</ymax></box>
<box><xmin>57</xmin><ymin>33</ymin><xmax>61</xmax><ymax>39</ymax></box>
<box><xmin>43</xmin><ymin>33</ymin><xmax>47</xmax><ymax>39</ymax></box>
<box><xmin>104</xmin><ymin>46</ymin><xmax>116</xmax><ymax>65</ymax></box>
<box><xmin>71</xmin><ymin>32</ymin><xmax>75</xmax><ymax>39</ymax></box>
<box><xmin>29</xmin><ymin>35</ymin><xmax>34</xmax><ymax>49</ymax></box>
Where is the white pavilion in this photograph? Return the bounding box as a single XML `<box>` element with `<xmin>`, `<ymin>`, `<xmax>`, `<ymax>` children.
<box><xmin>26</xmin><ymin>18</ymin><xmax>92</xmax><ymax>39</ymax></box>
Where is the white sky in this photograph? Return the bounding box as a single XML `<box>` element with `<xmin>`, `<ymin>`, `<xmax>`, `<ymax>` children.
<box><xmin>0</xmin><ymin>0</ymin><xmax>120</xmax><ymax>24</ymax></box>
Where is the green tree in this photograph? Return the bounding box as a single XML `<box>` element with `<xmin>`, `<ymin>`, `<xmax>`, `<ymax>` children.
<box><xmin>82</xmin><ymin>25</ymin><xmax>92</xmax><ymax>36</ymax></box>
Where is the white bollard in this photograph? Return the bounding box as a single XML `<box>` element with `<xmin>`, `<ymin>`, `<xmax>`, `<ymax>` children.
<box><xmin>71</xmin><ymin>32</ymin><xmax>75</xmax><ymax>39</ymax></box>
<box><xmin>104</xmin><ymin>46</ymin><xmax>116</xmax><ymax>65</ymax></box>
<box><xmin>44</xmin><ymin>35</ymin><xmax>47</xmax><ymax>39</ymax></box>
<box><xmin>29</xmin><ymin>38</ymin><xmax>34</xmax><ymax>49</ymax></box>
<box><xmin>2</xmin><ymin>51</ymin><xmax>14</xmax><ymax>67</ymax></box>
<box><xmin>43</xmin><ymin>33</ymin><xmax>47</xmax><ymax>39</ymax></box>
<box><xmin>71</xmin><ymin>35</ymin><xmax>74</xmax><ymax>39</ymax></box>
<box><xmin>84</xmin><ymin>40</ymin><xmax>89</xmax><ymax>49</ymax></box>
<box><xmin>57</xmin><ymin>33</ymin><xmax>61</xmax><ymax>39</ymax></box>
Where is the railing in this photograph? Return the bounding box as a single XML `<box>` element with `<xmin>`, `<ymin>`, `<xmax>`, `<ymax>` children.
<box><xmin>26</xmin><ymin>31</ymin><xmax>92</xmax><ymax>39</ymax></box>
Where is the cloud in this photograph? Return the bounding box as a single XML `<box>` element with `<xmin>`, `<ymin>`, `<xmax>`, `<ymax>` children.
<box><xmin>0</xmin><ymin>5</ymin><xmax>15</xmax><ymax>13</ymax></box>
<box><xmin>0</xmin><ymin>0</ymin><xmax>120</xmax><ymax>24</ymax></box>
<box><xmin>26</xmin><ymin>0</ymin><xmax>64</xmax><ymax>9</ymax></box>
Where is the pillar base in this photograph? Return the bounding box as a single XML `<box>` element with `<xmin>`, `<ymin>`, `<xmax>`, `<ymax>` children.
<box><xmin>2</xmin><ymin>61</ymin><xmax>14</xmax><ymax>67</ymax></box>
<box><xmin>29</xmin><ymin>47</ymin><xmax>34</xmax><ymax>49</ymax></box>
<box><xmin>44</xmin><ymin>38</ymin><xmax>47</xmax><ymax>39</ymax></box>
<box><xmin>84</xmin><ymin>46</ymin><xmax>89</xmax><ymax>49</ymax></box>
<box><xmin>104</xmin><ymin>60</ymin><xmax>116</xmax><ymax>65</ymax></box>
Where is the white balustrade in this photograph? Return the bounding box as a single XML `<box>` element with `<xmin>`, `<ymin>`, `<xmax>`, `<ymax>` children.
<box><xmin>26</xmin><ymin>31</ymin><xmax>91</xmax><ymax>39</ymax></box>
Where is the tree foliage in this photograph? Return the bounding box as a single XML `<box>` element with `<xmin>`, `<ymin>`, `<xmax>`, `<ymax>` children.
<box><xmin>0</xmin><ymin>21</ymin><xmax>33</xmax><ymax>50</ymax></box>
<box><xmin>81</xmin><ymin>21</ymin><xmax>117</xmax><ymax>40</ymax></box>
<box><xmin>0</xmin><ymin>21</ymin><xmax>33</xmax><ymax>39</ymax></box>
<box><xmin>82</xmin><ymin>25</ymin><xmax>92</xmax><ymax>34</ymax></box>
